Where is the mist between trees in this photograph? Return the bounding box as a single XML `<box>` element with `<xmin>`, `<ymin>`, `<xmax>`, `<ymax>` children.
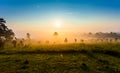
<box><xmin>0</xmin><ymin>18</ymin><xmax>120</xmax><ymax>48</ymax></box>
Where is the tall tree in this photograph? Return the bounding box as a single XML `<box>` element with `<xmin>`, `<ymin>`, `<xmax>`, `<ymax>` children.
<box><xmin>53</xmin><ymin>32</ymin><xmax>58</xmax><ymax>36</ymax></box>
<box><xmin>53</xmin><ymin>32</ymin><xmax>59</xmax><ymax>43</ymax></box>
<box><xmin>64</xmin><ymin>38</ymin><xmax>68</xmax><ymax>43</ymax></box>
<box><xmin>26</xmin><ymin>33</ymin><xmax>30</xmax><ymax>40</ymax></box>
<box><xmin>0</xmin><ymin>18</ymin><xmax>14</xmax><ymax>48</ymax></box>
<box><xmin>74</xmin><ymin>38</ymin><xmax>77</xmax><ymax>43</ymax></box>
<box><xmin>0</xmin><ymin>18</ymin><xmax>14</xmax><ymax>39</ymax></box>
<box><xmin>26</xmin><ymin>33</ymin><xmax>31</xmax><ymax>45</ymax></box>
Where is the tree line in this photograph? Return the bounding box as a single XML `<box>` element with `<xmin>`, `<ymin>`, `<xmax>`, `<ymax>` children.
<box><xmin>0</xmin><ymin>18</ymin><xmax>120</xmax><ymax>48</ymax></box>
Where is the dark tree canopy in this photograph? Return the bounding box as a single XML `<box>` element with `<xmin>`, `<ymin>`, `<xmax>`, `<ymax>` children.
<box><xmin>26</xmin><ymin>33</ymin><xmax>30</xmax><ymax>40</ymax></box>
<box><xmin>64</xmin><ymin>38</ymin><xmax>68</xmax><ymax>43</ymax></box>
<box><xmin>53</xmin><ymin>32</ymin><xmax>58</xmax><ymax>36</ymax></box>
<box><xmin>0</xmin><ymin>18</ymin><xmax>14</xmax><ymax>41</ymax></box>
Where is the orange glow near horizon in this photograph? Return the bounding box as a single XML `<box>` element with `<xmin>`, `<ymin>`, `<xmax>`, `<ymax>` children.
<box><xmin>7</xmin><ymin>18</ymin><xmax>120</xmax><ymax>42</ymax></box>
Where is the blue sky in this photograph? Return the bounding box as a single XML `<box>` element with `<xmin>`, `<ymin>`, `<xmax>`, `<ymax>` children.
<box><xmin>1</xmin><ymin>0</ymin><xmax>120</xmax><ymax>19</ymax></box>
<box><xmin>0</xmin><ymin>0</ymin><xmax>120</xmax><ymax>38</ymax></box>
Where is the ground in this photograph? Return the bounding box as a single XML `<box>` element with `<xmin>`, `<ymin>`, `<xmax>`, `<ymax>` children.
<box><xmin>0</xmin><ymin>43</ymin><xmax>120</xmax><ymax>73</ymax></box>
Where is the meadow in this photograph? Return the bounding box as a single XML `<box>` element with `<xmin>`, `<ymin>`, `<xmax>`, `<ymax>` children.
<box><xmin>0</xmin><ymin>42</ymin><xmax>120</xmax><ymax>73</ymax></box>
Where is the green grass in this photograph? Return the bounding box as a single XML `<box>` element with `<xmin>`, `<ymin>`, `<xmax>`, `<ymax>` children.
<box><xmin>0</xmin><ymin>43</ymin><xmax>120</xmax><ymax>73</ymax></box>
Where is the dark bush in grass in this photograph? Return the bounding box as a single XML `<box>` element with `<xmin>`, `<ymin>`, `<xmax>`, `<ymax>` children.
<box><xmin>23</xmin><ymin>60</ymin><xmax>29</xmax><ymax>65</ymax></box>
<box><xmin>104</xmin><ymin>50</ymin><xmax>120</xmax><ymax>58</ymax></box>
<box><xmin>80</xmin><ymin>63</ymin><xmax>89</xmax><ymax>71</ymax></box>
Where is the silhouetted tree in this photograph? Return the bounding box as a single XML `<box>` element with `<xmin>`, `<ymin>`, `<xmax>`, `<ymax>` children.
<box><xmin>64</xmin><ymin>38</ymin><xmax>68</xmax><ymax>43</ymax></box>
<box><xmin>74</xmin><ymin>38</ymin><xmax>77</xmax><ymax>43</ymax></box>
<box><xmin>12</xmin><ymin>40</ymin><xmax>17</xmax><ymax>47</ymax></box>
<box><xmin>0</xmin><ymin>18</ymin><xmax>14</xmax><ymax>48</ymax></box>
<box><xmin>26</xmin><ymin>33</ymin><xmax>30</xmax><ymax>40</ymax></box>
<box><xmin>0</xmin><ymin>38</ymin><xmax>4</xmax><ymax>48</ymax></box>
<box><xmin>26</xmin><ymin>33</ymin><xmax>31</xmax><ymax>45</ymax></box>
<box><xmin>88</xmin><ymin>32</ymin><xmax>93</xmax><ymax>37</ymax></box>
<box><xmin>53</xmin><ymin>32</ymin><xmax>59</xmax><ymax>43</ymax></box>
<box><xmin>53</xmin><ymin>32</ymin><xmax>58</xmax><ymax>36</ymax></box>
<box><xmin>5</xmin><ymin>29</ymin><xmax>14</xmax><ymax>41</ymax></box>
<box><xmin>114</xmin><ymin>38</ymin><xmax>118</xmax><ymax>42</ymax></box>
<box><xmin>81</xmin><ymin>39</ymin><xmax>84</xmax><ymax>43</ymax></box>
<box><xmin>19</xmin><ymin>40</ymin><xmax>24</xmax><ymax>46</ymax></box>
<box><xmin>109</xmin><ymin>39</ymin><xmax>112</xmax><ymax>43</ymax></box>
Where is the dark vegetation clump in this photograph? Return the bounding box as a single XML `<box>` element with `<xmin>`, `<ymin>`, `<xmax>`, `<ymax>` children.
<box><xmin>23</xmin><ymin>60</ymin><xmax>29</xmax><ymax>65</ymax></box>
<box><xmin>104</xmin><ymin>50</ymin><xmax>120</xmax><ymax>58</ymax></box>
<box><xmin>21</xmin><ymin>65</ymin><xmax>29</xmax><ymax>70</ymax></box>
<box><xmin>80</xmin><ymin>63</ymin><xmax>89</xmax><ymax>71</ymax></box>
<box><xmin>20</xmin><ymin>60</ymin><xmax>29</xmax><ymax>70</ymax></box>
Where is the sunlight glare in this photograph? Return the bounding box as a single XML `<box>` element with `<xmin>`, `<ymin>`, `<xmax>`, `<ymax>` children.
<box><xmin>55</xmin><ymin>20</ymin><xmax>61</xmax><ymax>28</ymax></box>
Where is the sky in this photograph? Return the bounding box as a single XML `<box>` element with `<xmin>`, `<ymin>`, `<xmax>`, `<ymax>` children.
<box><xmin>0</xmin><ymin>0</ymin><xmax>120</xmax><ymax>40</ymax></box>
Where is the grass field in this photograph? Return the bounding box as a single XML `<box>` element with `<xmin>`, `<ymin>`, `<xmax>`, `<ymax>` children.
<box><xmin>0</xmin><ymin>43</ymin><xmax>120</xmax><ymax>73</ymax></box>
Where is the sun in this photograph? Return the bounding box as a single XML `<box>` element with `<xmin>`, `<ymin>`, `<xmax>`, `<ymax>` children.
<box><xmin>55</xmin><ymin>20</ymin><xmax>61</xmax><ymax>28</ymax></box>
